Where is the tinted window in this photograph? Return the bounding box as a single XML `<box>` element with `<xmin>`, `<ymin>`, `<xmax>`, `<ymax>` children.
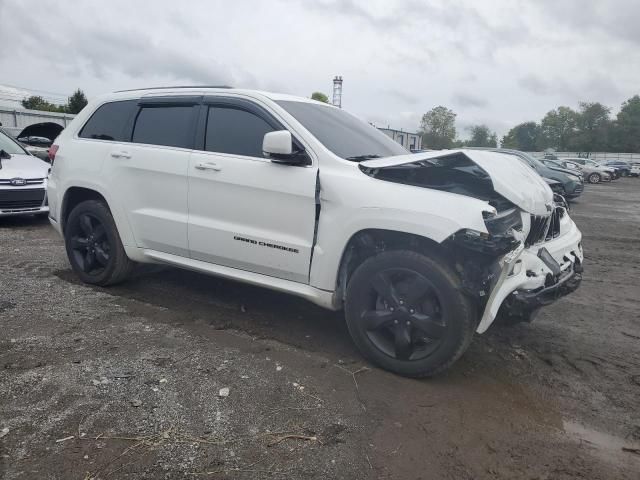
<box><xmin>276</xmin><ymin>100</ymin><xmax>407</xmax><ymax>160</ymax></box>
<box><xmin>205</xmin><ymin>107</ymin><xmax>274</xmax><ymax>157</ymax></box>
<box><xmin>132</xmin><ymin>106</ymin><xmax>196</xmax><ymax>148</ymax></box>
<box><xmin>79</xmin><ymin>100</ymin><xmax>137</xmax><ymax>141</ymax></box>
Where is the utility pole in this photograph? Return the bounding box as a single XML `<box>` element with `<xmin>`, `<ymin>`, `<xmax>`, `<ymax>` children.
<box><xmin>332</xmin><ymin>76</ymin><xmax>343</xmax><ymax>108</ymax></box>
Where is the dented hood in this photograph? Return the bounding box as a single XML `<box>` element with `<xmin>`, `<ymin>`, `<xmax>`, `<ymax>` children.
<box><xmin>361</xmin><ymin>149</ymin><xmax>553</xmax><ymax>215</ymax></box>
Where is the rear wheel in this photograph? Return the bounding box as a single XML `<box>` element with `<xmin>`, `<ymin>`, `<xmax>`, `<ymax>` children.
<box><xmin>345</xmin><ymin>250</ymin><xmax>476</xmax><ymax>377</ymax></box>
<box><xmin>588</xmin><ymin>172</ymin><xmax>601</xmax><ymax>184</ymax></box>
<box><xmin>64</xmin><ymin>200</ymin><xmax>133</xmax><ymax>286</ymax></box>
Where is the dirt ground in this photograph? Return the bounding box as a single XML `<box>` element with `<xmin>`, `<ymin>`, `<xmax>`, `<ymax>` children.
<box><xmin>1</xmin><ymin>179</ymin><xmax>639</xmax><ymax>479</ymax></box>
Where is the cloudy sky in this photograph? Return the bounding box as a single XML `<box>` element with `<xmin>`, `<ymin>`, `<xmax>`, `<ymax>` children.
<box><xmin>1</xmin><ymin>0</ymin><xmax>639</xmax><ymax>138</ymax></box>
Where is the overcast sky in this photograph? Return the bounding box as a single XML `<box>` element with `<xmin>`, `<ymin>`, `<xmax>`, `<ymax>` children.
<box><xmin>1</xmin><ymin>0</ymin><xmax>639</xmax><ymax>138</ymax></box>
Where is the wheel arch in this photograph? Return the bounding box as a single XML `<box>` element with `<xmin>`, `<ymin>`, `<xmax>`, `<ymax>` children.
<box><xmin>332</xmin><ymin>228</ymin><xmax>451</xmax><ymax>309</ymax></box>
<box><xmin>59</xmin><ymin>185</ymin><xmax>135</xmax><ymax>250</ymax></box>
<box><xmin>61</xmin><ymin>186</ymin><xmax>109</xmax><ymax>233</ymax></box>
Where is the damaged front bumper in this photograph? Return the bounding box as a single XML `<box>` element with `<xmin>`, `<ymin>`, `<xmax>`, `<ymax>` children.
<box><xmin>476</xmin><ymin>211</ymin><xmax>583</xmax><ymax>333</ymax></box>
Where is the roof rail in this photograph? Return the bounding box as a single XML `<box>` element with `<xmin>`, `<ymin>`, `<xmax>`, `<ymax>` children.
<box><xmin>114</xmin><ymin>85</ymin><xmax>233</xmax><ymax>93</ymax></box>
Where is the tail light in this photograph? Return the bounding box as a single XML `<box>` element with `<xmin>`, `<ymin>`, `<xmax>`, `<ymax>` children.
<box><xmin>48</xmin><ymin>144</ymin><xmax>59</xmax><ymax>164</ymax></box>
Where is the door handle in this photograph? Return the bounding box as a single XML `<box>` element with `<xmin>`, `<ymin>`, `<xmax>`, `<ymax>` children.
<box><xmin>195</xmin><ymin>162</ymin><xmax>221</xmax><ymax>171</ymax></box>
<box><xmin>110</xmin><ymin>151</ymin><xmax>131</xmax><ymax>159</ymax></box>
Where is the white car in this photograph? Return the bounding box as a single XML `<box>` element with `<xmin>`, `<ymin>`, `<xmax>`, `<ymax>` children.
<box><xmin>0</xmin><ymin>129</ymin><xmax>50</xmax><ymax>217</ymax></box>
<box><xmin>47</xmin><ymin>87</ymin><xmax>584</xmax><ymax>377</ymax></box>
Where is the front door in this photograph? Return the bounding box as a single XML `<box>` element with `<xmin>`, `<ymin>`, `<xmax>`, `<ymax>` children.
<box><xmin>188</xmin><ymin>99</ymin><xmax>318</xmax><ymax>283</ymax></box>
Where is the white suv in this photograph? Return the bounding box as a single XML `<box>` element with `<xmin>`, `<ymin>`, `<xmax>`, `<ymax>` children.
<box><xmin>47</xmin><ymin>87</ymin><xmax>583</xmax><ymax>377</ymax></box>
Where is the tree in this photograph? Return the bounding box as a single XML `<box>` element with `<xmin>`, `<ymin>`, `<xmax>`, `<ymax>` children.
<box><xmin>572</xmin><ymin>102</ymin><xmax>612</xmax><ymax>152</ymax></box>
<box><xmin>67</xmin><ymin>89</ymin><xmax>88</xmax><ymax>114</ymax></box>
<box><xmin>21</xmin><ymin>95</ymin><xmax>66</xmax><ymax>113</ymax></box>
<box><xmin>538</xmin><ymin>106</ymin><xmax>578</xmax><ymax>151</ymax></box>
<box><xmin>612</xmin><ymin>95</ymin><xmax>640</xmax><ymax>152</ymax></box>
<box><xmin>464</xmin><ymin>124</ymin><xmax>498</xmax><ymax>147</ymax></box>
<box><xmin>311</xmin><ymin>92</ymin><xmax>329</xmax><ymax>103</ymax></box>
<box><xmin>419</xmin><ymin>106</ymin><xmax>457</xmax><ymax>149</ymax></box>
<box><xmin>501</xmin><ymin>122</ymin><xmax>540</xmax><ymax>150</ymax></box>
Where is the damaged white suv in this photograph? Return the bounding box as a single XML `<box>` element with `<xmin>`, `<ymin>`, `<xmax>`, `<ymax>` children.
<box><xmin>47</xmin><ymin>87</ymin><xmax>583</xmax><ymax>377</ymax></box>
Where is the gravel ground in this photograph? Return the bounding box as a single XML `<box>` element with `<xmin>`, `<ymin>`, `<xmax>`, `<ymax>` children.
<box><xmin>1</xmin><ymin>179</ymin><xmax>639</xmax><ymax>479</ymax></box>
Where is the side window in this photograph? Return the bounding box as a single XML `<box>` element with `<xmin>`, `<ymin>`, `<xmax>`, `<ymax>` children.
<box><xmin>132</xmin><ymin>106</ymin><xmax>196</xmax><ymax>148</ymax></box>
<box><xmin>79</xmin><ymin>100</ymin><xmax>137</xmax><ymax>141</ymax></box>
<box><xmin>205</xmin><ymin>106</ymin><xmax>275</xmax><ymax>157</ymax></box>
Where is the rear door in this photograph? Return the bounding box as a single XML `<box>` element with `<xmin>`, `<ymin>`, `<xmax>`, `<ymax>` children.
<box><xmin>187</xmin><ymin>97</ymin><xmax>318</xmax><ymax>283</ymax></box>
<box><xmin>106</xmin><ymin>96</ymin><xmax>200</xmax><ymax>256</ymax></box>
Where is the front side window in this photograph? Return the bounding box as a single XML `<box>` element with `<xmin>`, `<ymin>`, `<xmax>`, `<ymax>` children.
<box><xmin>276</xmin><ymin>100</ymin><xmax>407</xmax><ymax>161</ymax></box>
<box><xmin>205</xmin><ymin>106</ymin><xmax>275</xmax><ymax>157</ymax></box>
<box><xmin>79</xmin><ymin>100</ymin><xmax>137</xmax><ymax>141</ymax></box>
<box><xmin>132</xmin><ymin>106</ymin><xmax>196</xmax><ymax>148</ymax></box>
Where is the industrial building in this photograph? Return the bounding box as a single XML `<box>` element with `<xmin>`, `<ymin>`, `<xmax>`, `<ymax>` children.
<box><xmin>378</xmin><ymin>127</ymin><xmax>422</xmax><ymax>151</ymax></box>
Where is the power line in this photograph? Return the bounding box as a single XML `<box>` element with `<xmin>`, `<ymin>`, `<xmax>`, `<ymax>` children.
<box><xmin>0</xmin><ymin>83</ymin><xmax>70</xmax><ymax>104</ymax></box>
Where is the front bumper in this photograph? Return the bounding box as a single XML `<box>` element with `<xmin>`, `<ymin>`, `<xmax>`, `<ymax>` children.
<box><xmin>476</xmin><ymin>210</ymin><xmax>583</xmax><ymax>333</ymax></box>
<box><xmin>0</xmin><ymin>185</ymin><xmax>49</xmax><ymax>217</ymax></box>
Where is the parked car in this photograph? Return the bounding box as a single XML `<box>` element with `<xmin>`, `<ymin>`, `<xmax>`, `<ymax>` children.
<box><xmin>17</xmin><ymin>135</ymin><xmax>52</xmax><ymax>161</ymax></box>
<box><xmin>567</xmin><ymin>158</ymin><xmax>619</xmax><ymax>179</ymax></box>
<box><xmin>629</xmin><ymin>163</ymin><xmax>640</xmax><ymax>177</ymax></box>
<box><xmin>0</xmin><ymin>129</ymin><xmax>50</xmax><ymax>217</ymax></box>
<box><xmin>542</xmin><ymin>159</ymin><xmax>611</xmax><ymax>184</ymax></box>
<box><xmin>601</xmin><ymin>160</ymin><xmax>632</xmax><ymax>177</ymax></box>
<box><xmin>47</xmin><ymin>87</ymin><xmax>584</xmax><ymax>377</ymax></box>
<box><xmin>470</xmin><ymin>148</ymin><xmax>584</xmax><ymax>199</ymax></box>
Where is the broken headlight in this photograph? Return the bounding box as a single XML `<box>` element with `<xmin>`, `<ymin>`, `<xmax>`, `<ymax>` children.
<box><xmin>482</xmin><ymin>208</ymin><xmax>523</xmax><ymax>236</ymax></box>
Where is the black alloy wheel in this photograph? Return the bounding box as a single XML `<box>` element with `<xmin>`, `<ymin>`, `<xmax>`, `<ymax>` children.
<box><xmin>64</xmin><ymin>200</ymin><xmax>133</xmax><ymax>286</ymax></box>
<box><xmin>68</xmin><ymin>213</ymin><xmax>110</xmax><ymax>275</ymax></box>
<box><xmin>362</xmin><ymin>268</ymin><xmax>446</xmax><ymax>361</ymax></box>
<box><xmin>345</xmin><ymin>250</ymin><xmax>476</xmax><ymax>377</ymax></box>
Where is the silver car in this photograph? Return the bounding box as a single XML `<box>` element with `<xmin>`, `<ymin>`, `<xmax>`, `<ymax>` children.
<box><xmin>0</xmin><ymin>129</ymin><xmax>50</xmax><ymax>217</ymax></box>
<box><xmin>544</xmin><ymin>159</ymin><xmax>611</xmax><ymax>184</ymax></box>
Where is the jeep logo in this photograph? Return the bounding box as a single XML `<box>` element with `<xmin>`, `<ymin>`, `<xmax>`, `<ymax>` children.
<box><xmin>10</xmin><ymin>178</ymin><xmax>27</xmax><ymax>186</ymax></box>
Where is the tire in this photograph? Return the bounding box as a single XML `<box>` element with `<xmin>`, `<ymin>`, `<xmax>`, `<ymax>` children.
<box><xmin>64</xmin><ymin>200</ymin><xmax>134</xmax><ymax>286</ymax></box>
<box><xmin>588</xmin><ymin>173</ymin><xmax>601</xmax><ymax>184</ymax></box>
<box><xmin>621</xmin><ymin>170</ymin><xmax>628</xmax><ymax>177</ymax></box>
<box><xmin>344</xmin><ymin>250</ymin><xmax>476</xmax><ymax>378</ymax></box>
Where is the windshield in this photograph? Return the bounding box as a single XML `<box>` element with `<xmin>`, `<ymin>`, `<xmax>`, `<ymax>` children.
<box><xmin>0</xmin><ymin>130</ymin><xmax>27</xmax><ymax>155</ymax></box>
<box><xmin>276</xmin><ymin>100</ymin><xmax>408</xmax><ymax>160</ymax></box>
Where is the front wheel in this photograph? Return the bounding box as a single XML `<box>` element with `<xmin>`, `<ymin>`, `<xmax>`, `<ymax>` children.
<box><xmin>588</xmin><ymin>173</ymin><xmax>601</xmax><ymax>184</ymax></box>
<box><xmin>345</xmin><ymin>250</ymin><xmax>476</xmax><ymax>377</ymax></box>
<box><xmin>64</xmin><ymin>200</ymin><xmax>134</xmax><ymax>286</ymax></box>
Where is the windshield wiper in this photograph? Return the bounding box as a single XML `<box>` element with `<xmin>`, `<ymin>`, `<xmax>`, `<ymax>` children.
<box><xmin>345</xmin><ymin>154</ymin><xmax>381</xmax><ymax>161</ymax></box>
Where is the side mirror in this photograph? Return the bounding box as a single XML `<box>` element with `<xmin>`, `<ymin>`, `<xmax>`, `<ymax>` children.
<box><xmin>0</xmin><ymin>149</ymin><xmax>11</xmax><ymax>160</ymax></box>
<box><xmin>263</xmin><ymin>131</ymin><xmax>310</xmax><ymax>165</ymax></box>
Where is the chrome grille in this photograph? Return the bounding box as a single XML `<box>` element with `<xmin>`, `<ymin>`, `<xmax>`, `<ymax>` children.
<box><xmin>0</xmin><ymin>178</ymin><xmax>45</xmax><ymax>185</ymax></box>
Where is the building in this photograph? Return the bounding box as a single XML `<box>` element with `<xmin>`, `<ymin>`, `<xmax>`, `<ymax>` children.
<box><xmin>378</xmin><ymin>127</ymin><xmax>422</xmax><ymax>151</ymax></box>
<box><xmin>0</xmin><ymin>107</ymin><xmax>75</xmax><ymax>139</ymax></box>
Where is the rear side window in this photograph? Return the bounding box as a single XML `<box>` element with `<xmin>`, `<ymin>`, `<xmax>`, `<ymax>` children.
<box><xmin>132</xmin><ymin>106</ymin><xmax>196</xmax><ymax>148</ymax></box>
<box><xmin>205</xmin><ymin>106</ymin><xmax>274</xmax><ymax>157</ymax></box>
<box><xmin>79</xmin><ymin>100</ymin><xmax>137</xmax><ymax>141</ymax></box>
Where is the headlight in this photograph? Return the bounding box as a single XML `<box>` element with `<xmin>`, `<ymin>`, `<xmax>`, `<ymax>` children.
<box><xmin>483</xmin><ymin>208</ymin><xmax>523</xmax><ymax>236</ymax></box>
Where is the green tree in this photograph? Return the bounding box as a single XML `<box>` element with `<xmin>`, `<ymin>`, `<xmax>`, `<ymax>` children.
<box><xmin>573</xmin><ymin>102</ymin><xmax>611</xmax><ymax>152</ymax></box>
<box><xmin>21</xmin><ymin>95</ymin><xmax>66</xmax><ymax>113</ymax></box>
<box><xmin>311</xmin><ymin>92</ymin><xmax>329</xmax><ymax>103</ymax></box>
<box><xmin>67</xmin><ymin>89</ymin><xmax>88</xmax><ymax>114</ymax></box>
<box><xmin>538</xmin><ymin>106</ymin><xmax>578</xmax><ymax>151</ymax></box>
<box><xmin>612</xmin><ymin>95</ymin><xmax>640</xmax><ymax>152</ymax></box>
<box><xmin>419</xmin><ymin>106</ymin><xmax>457</xmax><ymax>149</ymax></box>
<box><xmin>501</xmin><ymin>122</ymin><xmax>540</xmax><ymax>150</ymax></box>
<box><xmin>464</xmin><ymin>124</ymin><xmax>498</xmax><ymax>147</ymax></box>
